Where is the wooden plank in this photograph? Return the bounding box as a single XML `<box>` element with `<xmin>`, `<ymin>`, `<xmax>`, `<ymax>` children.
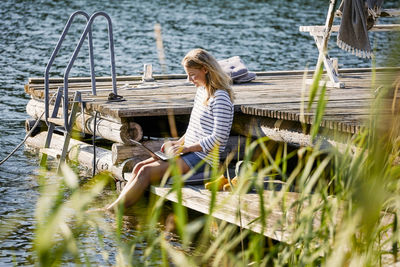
<box><xmin>28</xmin><ymin>74</ymin><xmax>188</xmax><ymax>84</ymax></box>
<box><xmin>27</xmin><ymin>67</ymin><xmax>398</xmax><ymax>90</ymax></box>
<box><xmin>380</xmin><ymin>9</ymin><xmax>400</xmax><ymax>17</ymax></box>
<box><xmin>26</xmin><ymin>76</ymin><xmax>382</xmax><ymax>99</ymax></box>
<box><xmin>150</xmin><ymin>185</ymin><xmax>310</xmax><ymax>242</ymax></box>
<box><xmin>26</xmin><ymin>82</ymin><xmax>142</xmax><ymax>93</ymax></box>
<box><xmin>151</xmin><ymin>184</ymin><xmax>399</xmax><ymax>250</ymax></box>
<box><xmin>25</xmin><ymin>75</ymin><xmax>391</xmax><ymax>103</ymax></box>
<box><xmin>299</xmin><ymin>24</ymin><xmax>400</xmax><ymax>35</ymax></box>
<box><xmin>31</xmin><ymin>95</ymin><xmax>382</xmax><ymax>121</ymax></box>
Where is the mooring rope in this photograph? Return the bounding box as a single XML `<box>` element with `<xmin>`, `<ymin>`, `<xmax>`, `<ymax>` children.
<box><xmin>0</xmin><ymin>111</ymin><xmax>45</xmax><ymax>166</ymax></box>
<box><xmin>0</xmin><ymin>93</ymin><xmax>57</xmax><ymax>166</ymax></box>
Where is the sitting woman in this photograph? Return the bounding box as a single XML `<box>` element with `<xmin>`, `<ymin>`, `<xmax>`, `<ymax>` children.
<box><xmin>106</xmin><ymin>48</ymin><xmax>235</xmax><ymax>211</ymax></box>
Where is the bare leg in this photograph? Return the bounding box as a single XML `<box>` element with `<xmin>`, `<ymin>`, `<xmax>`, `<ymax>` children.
<box><xmin>106</xmin><ymin>158</ymin><xmax>190</xmax><ymax>211</ymax></box>
<box><xmin>117</xmin><ymin>157</ymin><xmax>156</xmax><ymax>196</ymax></box>
<box><xmin>105</xmin><ymin>157</ymin><xmax>156</xmax><ymax>210</ymax></box>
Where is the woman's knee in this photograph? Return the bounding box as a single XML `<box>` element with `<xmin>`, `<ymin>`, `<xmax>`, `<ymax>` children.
<box><xmin>139</xmin><ymin>164</ymin><xmax>153</xmax><ymax>177</ymax></box>
<box><xmin>132</xmin><ymin>159</ymin><xmax>150</xmax><ymax>174</ymax></box>
<box><xmin>132</xmin><ymin>163</ymin><xmax>142</xmax><ymax>174</ymax></box>
<box><xmin>138</xmin><ymin>163</ymin><xmax>165</xmax><ymax>184</ymax></box>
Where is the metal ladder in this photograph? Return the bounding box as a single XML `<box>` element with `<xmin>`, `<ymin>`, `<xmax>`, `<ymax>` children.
<box><xmin>40</xmin><ymin>11</ymin><xmax>118</xmax><ymax>172</ymax></box>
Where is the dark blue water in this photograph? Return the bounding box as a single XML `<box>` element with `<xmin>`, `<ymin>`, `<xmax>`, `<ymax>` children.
<box><xmin>0</xmin><ymin>0</ymin><xmax>398</xmax><ymax>265</ymax></box>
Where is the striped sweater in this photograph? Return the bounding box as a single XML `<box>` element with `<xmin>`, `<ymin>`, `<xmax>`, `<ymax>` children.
<box><xmin>184</xmin><ymin>87</ymin><xmax>234</xmax><ymax>165</ymax></box>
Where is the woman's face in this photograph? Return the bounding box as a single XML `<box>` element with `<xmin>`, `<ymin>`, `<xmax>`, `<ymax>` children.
<box><xmin>185</xmin><ymin>67</ymin><xmax>207</xmax><ymax>87</ymax></box>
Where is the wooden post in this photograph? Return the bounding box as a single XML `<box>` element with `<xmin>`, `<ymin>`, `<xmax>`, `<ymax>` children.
<box><xmin>313</xmin><ymin>0</ymin><xmax>344</xmax><ymax>88</ymax></box>
<box><xmin>316</xmin><ymin>0</ymin><xmax>337</xmax><ymax>71</ymax></box>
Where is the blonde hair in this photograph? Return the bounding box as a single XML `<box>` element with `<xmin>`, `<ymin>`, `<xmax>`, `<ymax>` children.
<box><xmin>182</xmin><ymin>48</ymin><xmax>234</xmax><ymax>104</ymax></box>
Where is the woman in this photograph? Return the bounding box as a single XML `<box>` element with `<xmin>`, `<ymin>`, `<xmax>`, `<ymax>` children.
<box><xmin>106</xmin><ymin>48</ymin><xmax>234</xmax><ymax>211</ymax></box>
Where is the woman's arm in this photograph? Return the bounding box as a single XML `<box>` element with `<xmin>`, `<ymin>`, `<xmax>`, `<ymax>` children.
<box><xmin>198</xmin><ymin>94</ymin><xmax>233</xmax><ymax>153</ymax></box>
<box><xmin>163</xmin><ymin>135</ymin><xmax>202</xmax><ymax>155</ymax></box>
<box><xmin>173</xmin><ymin>142</ymin><xmax>202</xmax><ymax>155</ymax></box>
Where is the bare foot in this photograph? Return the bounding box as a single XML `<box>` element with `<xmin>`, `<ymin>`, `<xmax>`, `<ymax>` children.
<box><xmin>105</xmin><ymin>204</ymin><xmax>116</xmax><ymax>213</ymax></box>
<box><xmin>85</xmin><ymin>207</ymin><xmax>107</xmax><ymax>214</ymax></box>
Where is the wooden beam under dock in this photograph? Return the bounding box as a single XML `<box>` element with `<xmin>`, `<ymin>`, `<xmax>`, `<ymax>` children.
<box><xmin>25</xmin><ymin>131</ymin><xmax>134</xmax><ymax>181</ymax></box>
<box><xmin>26</xmin><ymin>99</ymin><xmax>143</xmax><ymax>143</ymax></box>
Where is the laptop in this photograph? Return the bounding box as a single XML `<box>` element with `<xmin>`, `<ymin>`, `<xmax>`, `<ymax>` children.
<box><xmin>129</xmin><ymin>139</ymin><xmax>172</xmax><ymax>161</ymax></box>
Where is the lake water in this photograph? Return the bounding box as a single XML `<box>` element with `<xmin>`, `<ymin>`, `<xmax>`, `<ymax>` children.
<box><xmin>0</xmin><ymin>0</ymin><xmax>398</xmax><ymax>265</ymax></box>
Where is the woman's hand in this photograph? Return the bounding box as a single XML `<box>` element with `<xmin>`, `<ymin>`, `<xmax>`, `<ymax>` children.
<box><xmin>169</xmin><ymin>143</ymin><xmax>203</xmax><ymax>156</ymax></box>
<box><xmin>167</xmin><ymin>144</ymin><xmax>190</xmax><ymax>155</ymax></box>
<box><xmin>161</xmin><ymin>140</ymin><xmax>202</xmax><ymax>156</ymax></box>
<box><xmin>161</xmin><ymin>140</ymin><xmax>177</xmax><ymax>153</ymax></box>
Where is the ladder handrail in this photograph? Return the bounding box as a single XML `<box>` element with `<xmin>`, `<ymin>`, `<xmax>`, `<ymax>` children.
<box><xmin>63</xmin><ymin>11</ymin><xmax>117</xmax><ymax>129</ymax></box>
<box><xmin>44</xmin><ymin>10</ymin><xmax>94</xmax><ymax>124</ymax></box>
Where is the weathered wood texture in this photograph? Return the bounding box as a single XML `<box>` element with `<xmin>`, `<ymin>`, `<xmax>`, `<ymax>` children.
<box><xmin>150</xmin><ymin>185</ymin><xmax>321</xmax><ymax>243</ymax></box>
<box><xmin>112</xmin><ymin>139</ymin><xmax>166</xmax><ymax>165</ymax></box>
<box><xmin>26</xmin><ymin>98</ymin><xmax>143</xmax><ymax>143</ymax></box>
<box><xmin>25</xmin><ymin>131</ymin><xmax>133</xmax><ymax>181</ymax></box>
<box><xmin>299</xmin><ymin>24</ymin><xmax>400</xmax><ymax>35</ymax></box>
<box><xmin>232</xmin><ymin>114</ymin><xmax>341</xmax><ymax>149</ymax></box>
<box><xmin>151</xmin><ymin>185</ymin><xmax>396</xmax><ymax>247</ymax></box>
<box><xmin>25</xmin><ymin>68</ymin><xmax>400</xmax><ymax>137</ymax></box>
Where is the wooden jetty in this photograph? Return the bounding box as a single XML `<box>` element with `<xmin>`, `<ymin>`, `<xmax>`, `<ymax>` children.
<box><xmin>24</xmin><ymin>67</ymin><xmax>400</xmax><ymax>242</ymax></box>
